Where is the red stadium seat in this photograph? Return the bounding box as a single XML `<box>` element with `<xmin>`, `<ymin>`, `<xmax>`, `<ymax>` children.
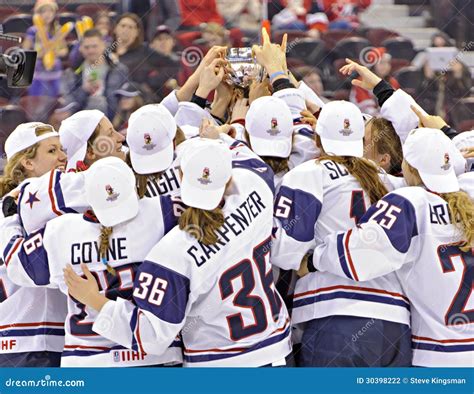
<box><xmin>334</xmin><ymin>37</ymin><xmax>371</xmax><ymax>61</ymax></box>
<box><xmin>321</xmin><ymin>29</ymin><xmax>360</xmax><ymax>51</ymax></box>
<box><xmin>382</xmin><ymin>37</ymin><xmax>416</xmax><ymax>61</ymax></box>
<box><xmin>0</xmin><ymin>7</ymin><xmax>20</xmax><ymax>23</ymax></box>
<box><xmin>75</xmin><ymin>5</ymin><xmax>110</xmax><ymax>17</ymax></box>
<box><xmin>2</xmin><ymin>13</ymin><xmax>33</xmax><ymax>34</ymax></box>
<box><xmin>19</xmin><ymin>96</ymin><xmax>58</xmax><ymax>123</ymax></box>
<box><xmin>0</xmin><ymin>105</ymin><xmax>28</xmax><ymax>152</ymax></box>
<box><xmin>273</xmin><ymin>30</ymin><xmax>309</xmax><ymax>45</ymax></box>
<box><xmin>366</xmin><ymin>28</ymin><xmax>399</xmax><ymax>47</ymax></box>
<box><xmin>286</xmin><ymin>39</ymin><xmax>327</xmax><ymax>68</ymax></box>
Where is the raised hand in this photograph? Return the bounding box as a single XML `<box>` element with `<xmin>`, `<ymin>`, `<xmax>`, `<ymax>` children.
<box><xmin>252</xmin><ymin>28</ymin><xmax>286</xmax><ymax>75</ymax></box>
<box><xmin>339</xmin><ymin>58</ymin><xmax>382</xmax><ymax>91</ymax></box>
<box><xmin>411</xmin><ymin>105</ymin><xmax>447</xmax><ymax>129</ymax></box>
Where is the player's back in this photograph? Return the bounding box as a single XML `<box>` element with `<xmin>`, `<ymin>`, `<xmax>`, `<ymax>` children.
<box><xmin>8</xmin><ymin>196</ymin><xmax>181</xmax><ymax>367</ymax></box>
<box><xmin>273</xmin><ymin>159</ymin><xmax>409</xmax><ymax>326</ymax></box>
<box><xmin>145</xmin><ymin>166</ymin><xmax>291</xmax><ymax>366</ymax></box>
<box><xmin>389</xmin><ymin>187</ymin><xmax>473</xmax><ymax>366</ymax></box>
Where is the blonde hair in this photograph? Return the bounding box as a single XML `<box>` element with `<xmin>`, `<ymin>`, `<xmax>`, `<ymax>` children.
<box><xmin>127</xmin><ymin>127</ymin><xmax>186</xmax><ymax>198</ymax></box>
<box><xmin>0</xmin><ymin>125</ymin><xmax>54</xmax><ymax>197</ymax></box>
<box><xmin>98</xmin><ymin>225</ymin><xmax>116</xmax><ymax>274</ymax></box>
<box><xmin>179</xmin><ymin>207</ymin><xmax>225</xmax><ymax>245</ymax></box>
<box><xmin>405</xmin><ymin>163</ymin><xmax>474</xmax><ymax>251</ymax></box>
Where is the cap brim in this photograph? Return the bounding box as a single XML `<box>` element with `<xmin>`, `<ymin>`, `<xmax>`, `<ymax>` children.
<box><xmin>321</xmin><ymin>137</ymin><xmax>363</xmax><ymax>158</ymax></box>
<box><xmin>249</xmin><ymin>134</ymin><xmax>292</xmax><ymax>158</ymax></box>
<box><xmin>94</xmin><ymin>192</ymin><xmax>139</xmax><ymax>227</ymax></box>
<box><xmin>130</xmin><ymin>143</ymin><xmax>174</xmax><ymax>174</ymax></box>
<box><xmin>181</xmin><ymin>178</ymin><xmax>225</xmax><ymax>210</ymax></box>
<box><xmin>66</xmin><ymin>144</ymin><xmax>88</xmax><ymax>171</ymax></box>
<box><xmin>420</xmin><ymin>172</ymin><xmax>459</xmax><ymax>193</ymax></box>
<box><xmin>114</xmin><ymin>90</ymin><xmax>140</xmax><ymax>97</ymax></box>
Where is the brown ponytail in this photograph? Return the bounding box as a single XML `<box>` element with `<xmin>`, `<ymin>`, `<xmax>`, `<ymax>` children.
<box><xmin>318</xmin><ymin>155</ymin><xmax>389</xmax><ymax>204</ymax></box>
<box><xmin>98</xmin><ymin>225</ymin><xmax>116</xmax><ymax>274</ymax></box>
<box><xmin>179</xmin><ymin>207</ymin><xmax>225</xmax><ymax>245</ymax></box>
<box><xmin>262</xmin><ymin>156</ymin><xmax>289</xmax><ymax>175</ymax></box>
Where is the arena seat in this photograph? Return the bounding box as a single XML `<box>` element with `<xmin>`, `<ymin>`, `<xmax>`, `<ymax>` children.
<box><xmin>19</xmin><ymin>96</ymin><xmax>58</xmax><ymax>123</ymax></box>
<box><xmin>2</xmin><ymin>14</ymin><xmax>33</xmax><ymax>34</ymax></box>
<box><xmin>382</xmin><ymin>37</ymin><xmax>416</xmax><ymax>61</ymax></box>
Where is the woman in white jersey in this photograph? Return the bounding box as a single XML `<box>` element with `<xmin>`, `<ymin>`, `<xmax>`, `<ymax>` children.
<box><xmin>65</xmin><ymin>136</ymin><xmax>292</xmax><ymax>367</ymax></box>
<box><xmin>0</xmin><ymin>122</ymin><xmax>67</xmax><ymax>367</ymax></box>
<box><xmin>1</xmin><ymin>157</ymin><xmax>182</xmax><ymax>367</ymax></box>
<box><xmin>308</xmin><ymin>128</ymin><xmax>474</xmax><ymax>367</ymax></box>
<box><xmin>271</xmin><ymin>100</ymin><xmax>412</xmax><ymax>366</ymax></box>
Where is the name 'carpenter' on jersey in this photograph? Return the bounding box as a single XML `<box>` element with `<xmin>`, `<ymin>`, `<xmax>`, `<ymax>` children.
<box><xmin>187</xmin><ymin>190</ymin><xmax>266</xmax><ymax>267</ymax></box>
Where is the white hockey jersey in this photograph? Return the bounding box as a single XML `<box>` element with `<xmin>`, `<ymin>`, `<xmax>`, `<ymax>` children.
<box><xmin>93</xmin><ymin>156</ymin><xmax>292</xmax><ymax>367</ymax></box>
<box><xmin>313</xmin><ymin>187</ymin><xmax>474</xmax><ymax>367</ymax></box>
<box><xmin>272</xmin><ymin>159</ymin><xmax>410</xmax><ymax>326</ymax></box>
<box><xmin>16</xmin><ymin>169</ymin><xmax>88</xmax><ymax>235</ymax></box>
<box><xmin>1</xmin><ymin>197</ymin><xmax>183</xmax><ymax>367</ymax></box>
<box><xmin>144</xmin><ymin>157</ymin><xmax>181</xmax><ymax>198</ymax></box>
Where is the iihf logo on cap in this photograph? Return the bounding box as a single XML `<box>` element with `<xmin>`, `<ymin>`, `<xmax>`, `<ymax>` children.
<box><xmin>105</xmin><ymin>184</ymin><xmax>120</xmax><ymax>201</ymax></box>
<box><xmin>142</xmin><ymin>133</ymin><xmax>156</xmax><ymax>150</ymax></box>
<box><xmin>339</xmin><ymin>118</ymin><xmax>353</xmax><ymax>136</ymax></box>
<box><xmin>440</xmin><ymin>153</ymin><xmax>451</xmax><ymax>171</ymax></box>
<box><xmin>266</xmin><ymin>117</ymin><xmax>281</xmax><ymax>136</ymax></box>
<box><xmin>197</xmin><ymin>167</ymin><xmax>212</xmax><ymax>185</ymax></box>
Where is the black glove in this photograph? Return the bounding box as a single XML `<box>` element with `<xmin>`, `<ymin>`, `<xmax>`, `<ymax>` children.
<box><xmin>2</xmin><ymin>196</ymin><xmax>18</xmax><ymax>217</ymax></box>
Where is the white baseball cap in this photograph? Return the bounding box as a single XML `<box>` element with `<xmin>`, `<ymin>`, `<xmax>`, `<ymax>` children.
<box><xmin>245</xmin><ymin>96</ymin><xmax>293</xmax><ymax>158</ymax></box>
<box><xmin>403</xmin><ymin>128</ymin><xmax>459</xmax><ymax>193</ymax></box>
<box><xmin>59</xmin><ymin>109</ymin><xmax>104</xmax><ymax>171</ymax></box>
<box><xmin>453</xmin><ymin>130</ymin><xmax>474</xmax><ymax>172</ymax></box>
<box><xmin>316</xmin><ymin>100</ymin><xmax>365</xmax><ymax>157</ymax></box>
<box><xmin>5</xmin><ymin>122</ymin><xmax>59</xmax><ymax>160</ymax></box>
<box><xmin>180</xmin><ymin>138</ymin><xmax>232</xmax><ymax>210</ymax></box>
<box><xmin>127</xmin><ymin>104</ymin><xmax>177</xmax><ymax>174</ymax></box>
<box><xmin>84</xmin><ymin>157</ymin><xmax>139</xmax><ymax>227</ymax></box>
<box><xmin>175</xmin><ymin>101</ymin><xmax>216</xmax><ymax>129</ymax></box>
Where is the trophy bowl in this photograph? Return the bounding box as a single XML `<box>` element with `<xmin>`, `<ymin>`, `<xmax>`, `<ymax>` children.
<box><xmin>225</xmin><ymin>47</ymin><xmax>264</xmax><ymax>89</ymax></box>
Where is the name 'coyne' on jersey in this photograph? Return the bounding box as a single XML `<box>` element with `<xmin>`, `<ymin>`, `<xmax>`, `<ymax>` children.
<box><xmin>187</xmin><ymin>190</ymin><xmax>265</xmax><ymax>267</ymax></box>
<box><xmin>71</xmin><ymin>237</ymin><xmax>127</xmax><ymax>264</ymax></box>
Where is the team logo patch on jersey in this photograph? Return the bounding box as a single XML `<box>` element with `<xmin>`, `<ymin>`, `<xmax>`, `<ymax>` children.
<box><xmin>113</xmin><ymin>351</ymin><xmax>120</xmax><ymax>362</ymax></box>
<box><xmin>105</xmin><ymin>184</ymin><xmax>120</xmax><ymax>201</ymax></box>
<box><xmin>339</xmin><ymin>118</ymin><xmax>353</xmax><ymax>136</ymax></box>
<box><xmin>197</xmin><ymin>167</ymin><xmax>212</xmax><ymax>185</ymax></box>
<box><xmin>266</xmin><ymin>117</ymin><xmax>281</xmax><ymax>136</ymax></box>
<box><xmin>142</xmin><ymin>133</ymin><xmax>156</xmax><ymax>150</ymax></box>
<box><xmin>441</xmin><ymin>153</ymin><xmax>451</xmax><ymax>170</ymax></box>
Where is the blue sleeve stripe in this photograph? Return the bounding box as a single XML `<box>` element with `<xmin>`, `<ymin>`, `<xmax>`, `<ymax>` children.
<box><xmin>296</xmin><ymin>127</ymin><xmax>315</xmax><ymax>139</ymax></box>
<box><xmin>4</xmin><ymin>237</ymin><xmax>23</xmax><ymax>267</ymax></box>
<box><xmin>336</xmin><ymin>233</ymin><xmax>353</xmax><ymax>280</ymax></box>
<box><xmin>229</xmin><ymin>140</ymin><xmax>249</xmax><ymax>150</ymax></box>
<box><xmin>3</xmin><ymin>235</ymin><xmax>21</xmax><ymax>260</ymax></box>
<box><xmin>232</xmin><ymin>159</ymin><xmax>275</xmax><ymax>195</ymax></box>
<box><xmin>53</xmin><ymin>171</ymin><xmax>77</xmax><ymax>214</ymax></box>
<box><xmin>344</xmin><ymin>229</ymin><xmax>359</xmax><ymax>281</ymax></box>
<box><xmin>159</xmin><ymin>196</ymin><xmax>178</xmax><ymax>234</ymax></box>
<box><xmin>135</xmin><ymin>311</ymin><xmax>146</xmax><ymax>354</ymax></box>
<box><xmin>130</xmin><ymin>307</ymin><xmax>139</xmax><ymax>352</ymax></box>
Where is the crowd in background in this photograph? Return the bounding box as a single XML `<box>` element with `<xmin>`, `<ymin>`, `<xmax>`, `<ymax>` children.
<box><xmin>0</xmin><ymin>0</ymin><xmax>473</xmax><ymax>164</ymax></box>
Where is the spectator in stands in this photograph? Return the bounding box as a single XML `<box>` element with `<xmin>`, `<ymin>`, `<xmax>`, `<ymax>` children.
<box><xmin>412</xmin><ymin>31</ymin><xmax>454</xmax><ymax>70</ymax></box>
<box><xmin>118</xmin><ymin>0</ymin><xmax>181</xmax><ymax>41</ymax></box>
<box><xmin>350</xmin><ymin>48</ymin><xmax>399</xmax><ymax>115</ymax></box>
<box><xmin>179</xmin><ymin>0</ymin><xmax>224</xmax><ymax>29</ymax></box>
<box><xmin>112</xmin><ymin>82</ymin><xmax>144</xmax><ymax>136</ymax></box>
<box><xmin>293</xmin><ymin>66</ymin><xmax>330</xmax><ymax>103</ymax></box>
<box><xmin>94</xmin><ymin>11</ymin><xmax>114</xmax><ymax>42</ymax></box>
<box><xmin>201</xmin><ymin>23</ymin><xmax>231</xmax><ymax>48</ymax></box>
<box><xmin>23</xmin><ymin>0</ymin><xmax>68</xmax><ymax>97</ymax></box>
<box><xmin>61</xmin><ymin>29</ymin><xmax>128</xmax><ymax>119</ymax></box>
<box><xmin>216</xmin><ymin>0</ymin><xmax>261</xmax><ymax>31</ymax></box>
<box><xmin>271</xmin><ymin>0</ymin><xmax>329</xmax><ymax>36</ymax></box>
<box><xmin>322</xmin><ymin>0</ymin><xmax>370</xmax><ymax>30</ymax></box>
<box><xmin>150</xmin><ymin>25</ymin><xmax>178</xmax><ymax>60</ymax></box>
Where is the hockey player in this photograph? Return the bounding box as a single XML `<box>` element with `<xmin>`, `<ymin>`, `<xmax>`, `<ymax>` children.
<box><xmin>1</xmin><ymin>158</ymin><xmax>182</xmax><ymax>367</ymax></box>
<box><xmin>308</xmin><ymin>128</ymin><xmax>474</xmax><ymax>367</ymax></box>
<box><xmin>0</xmin><ymin>122</ymin><xmax>67</xmax><ymax>367</ymax></box>
<box><xmin>64</xmin><ymin>137</ymin><xmax>292</xmax><ymax>367</ymax></box>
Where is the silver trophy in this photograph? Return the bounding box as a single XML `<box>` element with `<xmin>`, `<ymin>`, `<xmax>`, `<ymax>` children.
<box><xmin>225</xmin><ymin>47</ymin><xmax>264</xmax><ymax>89</ymax></box>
